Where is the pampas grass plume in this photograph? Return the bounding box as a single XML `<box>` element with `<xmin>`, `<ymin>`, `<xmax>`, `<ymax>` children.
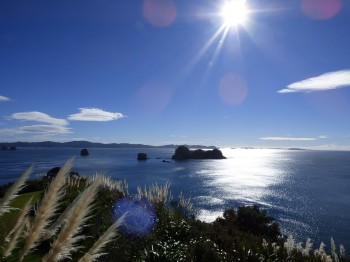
<box><xmin>20</xmin><ymin>158</ymin><xmax>74</xmax><ymax>261</ymax></box>
<box><xmin>315</xmin><ymin>242</ymin><xmax>326</xmax><ymax>257</ymax></box>
<box><xmin>340</xmin><ymin>244</ymin><xmax>346</xmax><ymax>258</ymax></box>
<box><xmin>0</xmin><ymin>165</ymin><xmax>32</xmax><ymax>216</ymax></box>
<box><xmin>78</xmin><ymin>212</ymin><xmax>127</xmax><ymax>262</ymax></box>
<box><xmin>5</xmin><ymin>197</ymin><xmax>33</xmax><ymax>243</ymax></box>
<box><xmin>3</xmin><ymin>217</ymin><xmax>30</xmax><ymax>257</ymax></box>
<box><xmin>284</xmin><ymin>234</ymin><xmax>295</xmax><ymax>256</ymax></box>
<box><xmin>302</xmin><ymin>238</ymin><xmax>313</xmax><ymax>257</ymax></box>
<box><xmin>42</xmin><ymin>180</ymin><xmax>100</xmax><ymax>262</ymax></box>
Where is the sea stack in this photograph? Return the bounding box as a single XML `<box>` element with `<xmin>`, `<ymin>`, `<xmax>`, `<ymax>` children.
<box><xmin>80</xmin><ymin>148</ymin><xmax>89</xmax><ymax>156</ymax></box>
<box><xmin>137</xmin><ymin>153</ymin><xmax>148</xmax><ymax>160</ymax></box>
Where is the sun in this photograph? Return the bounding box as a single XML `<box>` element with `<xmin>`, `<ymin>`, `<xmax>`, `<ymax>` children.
<box><xmin>220</xmin><ymin>0</ymin><xmax>248</xmax><ymax>27</ymax></box>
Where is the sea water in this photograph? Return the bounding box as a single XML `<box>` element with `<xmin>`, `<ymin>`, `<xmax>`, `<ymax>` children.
<box><xmin>1</xmin><ymin>147</ymin><xmax>349</xmax><ymax>248</ymax></box>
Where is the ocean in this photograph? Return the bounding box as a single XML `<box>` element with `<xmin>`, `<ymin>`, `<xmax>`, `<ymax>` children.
<box><xmin>1</xmin><ymin>147</ymin><xmax>349</xmax><ymax>248</ymax></box>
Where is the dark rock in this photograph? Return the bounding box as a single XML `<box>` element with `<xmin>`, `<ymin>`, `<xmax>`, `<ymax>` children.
<box><xmin>137</xmin><ymin>153</ymin><xmax>148</xmax><ymax>161</ymax></box>
<box><xmin>172</xmin><ymin>145</ymin><xmax>192</xmax><ymax>160</ymax></box>
<box><xmin>172</xmin><ymin>145</ymin><xmax>226</xmax><ymax>160</ymax></box>
<box><xmin>80</xmin><ymin>148</ymin><xmax>89</xmax><ymax>156</ymax></box>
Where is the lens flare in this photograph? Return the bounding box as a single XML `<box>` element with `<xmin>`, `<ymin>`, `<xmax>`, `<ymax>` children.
<box><xmin>219</xmin><ymin>73</ymin><xmax>248</xmax><ymax>105</ymax></box>
<box><xmin>301</xmin><ymin>0</ymin><xmax>341</xmax><ymax>20</ymax></box>
<box><xmin>135</xmin><ymin>79</ymin><xmax>173</xmax><ymax>116</ymax></box>
<box><xmin>112</xmin><ymin>197</ymin><xmax>156</xmax><ymax>237</ymax></box>
<box><xmin>143</xmin><ymin>0</ymin><xmax>177</xmax><ymax>27</ymax></box>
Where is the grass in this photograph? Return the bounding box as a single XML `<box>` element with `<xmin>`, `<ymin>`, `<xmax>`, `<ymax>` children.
<box><xmin>6</xmin><ymin>191</ymin><xmax>41</xmax><ymax>209</ymax></box>
<box><xmin>0</xmin><ymin>159</ymin><xmax>349</xmax><ymax>261</ymax></box>
<box><xmin>0</xmin><ymin>192</ymin><xmax>41</xmax><ymax>240</ymax></box>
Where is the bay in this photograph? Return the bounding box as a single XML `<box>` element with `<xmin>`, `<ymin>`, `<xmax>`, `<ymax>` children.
<box><xmin>1</xmin><ymin>147</ymin><xmax>349</xmax><ymax>248</ymax></box>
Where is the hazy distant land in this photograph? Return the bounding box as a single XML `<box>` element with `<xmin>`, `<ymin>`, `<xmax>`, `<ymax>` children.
<box><xmin>0</xmin><ymin>141</ymin><xmax>308</xmax><ymax>151</ymax></box>
<box><xmin>0</xmin><ymin>141</ymin><xmax>216</xmax><ymax>149</ymax></box>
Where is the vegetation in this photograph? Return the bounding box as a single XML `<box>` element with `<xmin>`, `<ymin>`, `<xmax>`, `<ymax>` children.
<box><xmin>0</xmin><ymin>159</ymin><xmax>348</xmax><ymax>261</ymax></box>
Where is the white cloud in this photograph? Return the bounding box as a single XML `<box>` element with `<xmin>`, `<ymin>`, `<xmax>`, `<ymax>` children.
<box><xmin>318</xmin><ymin>135</ymin><xmax>328</xmax><ymax>139</ymax></box>
<box><xmin>260</xmin><ymin>137</ymin><xmax>316</xmax><ymax>141</ymax></box>
<box><xmin>10</xmin><ymin>111</ymin><xmax>68</xmax><ymax>126</ymax></box>
<box><xmin>0</xmin><ymin>95</ymin><xmax>11</xmax><ymax>102</ymax></box>
<box><xmin>68</xmin><ymin>108</ymin><xmax>126</xmax><ymax>121</ymax></box>
<box><xmin>278</xmin><ymin>70</ymin><xmax>350</xmax><ymax>93</ymax></box>
<box><xmin>0</xmin><ymin>125</ymin><xmax>72</xmax><ymax>136</ymax></box>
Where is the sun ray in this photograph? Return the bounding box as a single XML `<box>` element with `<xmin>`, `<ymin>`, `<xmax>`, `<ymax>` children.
<box><xmin>183</xmin><ymin>25</ymin><xmax>227</xmax><ymax>74</ymax></box>
<box><xmin>176</xmin><ymin>1</ymin><xmax>252</xmax><ymax>92</ymax></box>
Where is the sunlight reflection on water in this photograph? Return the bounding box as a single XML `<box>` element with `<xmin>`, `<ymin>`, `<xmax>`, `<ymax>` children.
<box><xmin>193</xmin><ymin>148</ymin><xmax>350</xmax><ymax>247</ymax></box>
<box><xmin>195</xmin><ymin>148</ymin><xmax>287</xmax><ymax>217</ymax></box>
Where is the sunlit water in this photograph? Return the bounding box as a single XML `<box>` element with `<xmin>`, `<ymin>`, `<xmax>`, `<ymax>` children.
<box><xmin>1</xmin><ymin>147</ymin><xmax>349</xmax><ymax>247</ymax></box>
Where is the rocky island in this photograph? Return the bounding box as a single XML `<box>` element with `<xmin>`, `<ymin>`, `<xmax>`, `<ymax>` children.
<box><xmin>80</xmin><ymin>148</ymin><xmax>89</xmax><ymax>156</ymax></box>
<box><xmin>172</xmin><ymin>145</ymin><xmax>226</xmax><ymax>160</ymax></box>
<box><xmin>137</xmin><ymin>152</ymin><xmax>148</xmax><ymax>160</ymax></box>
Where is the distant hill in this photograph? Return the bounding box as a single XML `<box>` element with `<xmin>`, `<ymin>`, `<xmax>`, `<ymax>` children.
<box><xmin>0</xmin><ymin>141</ymin><xmax>216</xmax><ymax>149</ymax></box>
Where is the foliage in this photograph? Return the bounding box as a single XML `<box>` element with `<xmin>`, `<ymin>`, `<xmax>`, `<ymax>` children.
<box><xmin>0</xmin><ymin>160</ymin><xmax>349</xmax><ymax>261</ymax></box>
<box><xmin>236</xmin><ymin>205</ymin><xmax>281</xmax><ymax>241</ymax></box>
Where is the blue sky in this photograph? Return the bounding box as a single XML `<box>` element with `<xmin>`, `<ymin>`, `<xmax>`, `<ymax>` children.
<box><xmin>1</xmin><ymin>0</ymin><xmax>350</xmax><ymax>149</ymax></box>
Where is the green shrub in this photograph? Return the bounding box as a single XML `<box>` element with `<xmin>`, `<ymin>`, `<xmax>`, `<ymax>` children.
<box><xmin>236</xmin><ymin>205</ymin><xmax>281</xmax><ymax>241</ymax></box>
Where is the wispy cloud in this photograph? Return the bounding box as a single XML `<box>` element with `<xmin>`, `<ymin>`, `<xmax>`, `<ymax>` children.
<box><xmin>260</xmin><ymin>137</ymin><xmax>317</xmax><ymax>141</ymax></box>
<box><xmin>171</xmin><ymin>134</ymin><xmax>188</xmax><ymax>138</ymax></box>
<box><xmin>0</xmin><ymin>125</ymin><xmax>72</xmax><ymax>136</ymax></box>
<box><xmin>2</xmin><ymin>111</ymin><xmax>71</xmax><ymax>137</ymax></box>
<box><xmin>0</xmin><ymin>95</ymin><xmax>11</xmax><ymax>102</ymax></box>
<box><xmin>19</xmin><ymin>125</ymin><xmax>72</xmax><ymax>134</ymax></box>
<box><xmin>278</xmin><ymin>70</ymin><xmax>350</xmax><ymax>93</ymax></box>
<box><xmin>10</xmin><ymin>112</ymin><xmax>68</xmax><ymax>126</ymax></box>
<box><xmin>68</xmin><ymin>108</ymin><xmax>126</xmax><ymax>121</ymax></box>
